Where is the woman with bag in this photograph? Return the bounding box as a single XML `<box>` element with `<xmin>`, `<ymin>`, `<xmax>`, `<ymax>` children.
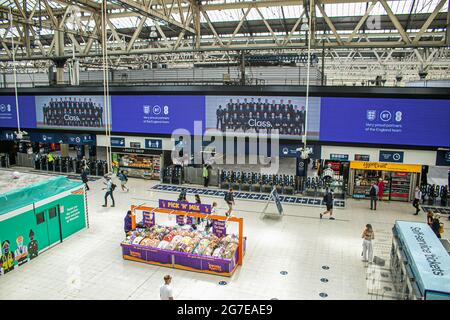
<box><xmin>362</xmin><ymin>224</ymin><xmax>375</xmax><ymax>263</ymax></box>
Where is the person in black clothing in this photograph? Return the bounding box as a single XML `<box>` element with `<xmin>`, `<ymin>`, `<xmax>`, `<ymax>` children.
<box><xmin>320</xmin><ymin>189</ymin><xmax>335</xmax><ymax>220</ymax></box>
<box><xmin>224</xmin><ymin>188</ymin><xmax>235</xmax><ymax>217</ymax></box>
<box><xmin>369</xmin><ymin>183</ymin><xmax>378</xmax><ymax>210</ymax></box>
<box><xmin>431</xmin><ymin>213</ymin><xmax>442</xmax><ymax>238</ymax></box>
<box><xmin>178</xmin><ymin>188</ymin><xmax>187</xmax><ymax>202</ymax></box>
<box><xmin>81</xmin><ymin>169</ymin><xmax>90</xmax><ymax>191</ymax></box>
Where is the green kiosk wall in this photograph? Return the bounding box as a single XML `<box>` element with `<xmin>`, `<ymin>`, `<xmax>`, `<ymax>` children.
<box><xmin>0</xmin><ymin>176</ymin><xmax>87</xmax><ymax>275</ymax></box>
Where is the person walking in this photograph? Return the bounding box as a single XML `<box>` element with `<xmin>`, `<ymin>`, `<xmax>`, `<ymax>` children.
<box><xmin>118</xmin><ymin>170</ymin><xmax>129</xmax><ymax>192</ymax></box>
<box><xmin>362</xmin><ymin>224</ymin><xmax>375</xmax><ymax>263</ymax></box>
<box><xmin>81</xmin><ymin>169</ymin><xmax>90</xmax><ymax>191</ymax></box>
<box><xmin>413</xmin><ymin>186</ymin><xmax>422</xmax><ymax>215</ymax></box>
<box><xmin>178</xmin><ymin>188</ymin><xmax>187</xmax><ymax>202</ymax></box>
<box><xmin>377</xmin><ymin>178</ymin><xmax>385</xmax><ymax>201</ymax></box>
<box><xmin>431</xmin><ymin>213</ymin><xmax>442</xmax><ymax>239</ymax></box>
<box><xmin>160</xmin><ymin>275</ymin><xmax>174</xmax><ymax>300</ymax></box>
<box><xmin>81</xmin><ymin>156</ymin><xmax>89</xmax><ymax>173</ymax></box>
<box><xmin>369</xmin><ymin>183</ymin><xmax>378</xmax><ymax>210</ymax></box>
<box><xmin>224</xmin><ymin>188</ymin><xmax>235</xmax><ymax>217</ymax></box>
<box><xmin>202</xmin><ymin>164</ymin><xmax>209</xmax><ymax>188</ymax></box>
<box><xmin>320</xmin><ymin>189</ymin><xmax>335</xmax><ymax>220</ymax></box>
<box><xmin>124</xmin><ymin>210</ymin><xmax>133</xmax><ymax>235</ymax></box>
<box><xmin>426</xmin><ymin>210</ymin><xmax>434</xmax><ymax>226</ymax></box>
<box><xmin>102</xmin><ymin>176</ymin><xmax>115</xmax><ymax>207</ymax></box>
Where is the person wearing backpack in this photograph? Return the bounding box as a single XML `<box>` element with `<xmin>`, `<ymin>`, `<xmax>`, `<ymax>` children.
<box><xmin>102</xmin><ymin>176</ymin><xmax>116</xmax><ymax>207</ymax></box>
<box><xmin>369</xmin><ymin>183</ymin><xmax>378</xmax><ymax>211</ymax></box>
<box><xmin>224</xmin><ymin>188</ymin><xmax>235</xmax><ymax>217</ymax></box>
<box><xmin>320</xmin><ymin>188</ymin><xmax>335</xmax><ymax>220</ymax></box>
<box><xmin>118</xmin><ymin>170</ymin><xmax>129</xmax><ymax>192</ymax></box>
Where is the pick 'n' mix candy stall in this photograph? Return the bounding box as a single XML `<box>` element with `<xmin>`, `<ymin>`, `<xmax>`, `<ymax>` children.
<box><xmin>121</xmin><ymin>199</ymin><xmax>245</xmax><ymax>277</ymax></box>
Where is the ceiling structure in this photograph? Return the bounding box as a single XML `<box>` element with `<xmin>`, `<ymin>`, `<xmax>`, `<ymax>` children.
<box><xmin>0</xmin><ymin>0</ymin><xmax>448</xmax><ymax>85</ymax></box>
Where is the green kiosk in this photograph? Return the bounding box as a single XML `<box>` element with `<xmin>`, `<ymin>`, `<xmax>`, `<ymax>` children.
<box><xmin>0</xmin><ymin>176</ymin><xmax>88</xmax><ymax>275</ymax></box>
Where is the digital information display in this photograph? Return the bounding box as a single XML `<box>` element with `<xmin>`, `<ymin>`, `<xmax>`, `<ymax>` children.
<box><xmin>0</xmin><ymin>94</ymin><xmax>449</xmax><ymax>148</ymax></box>
<box><xmin>320</xmin><ymin>97</ymin><xmax>450</xmax><ymax>147</ymax></box>
<box><xmin>0</xmin><ymin>95</ymin><xmax>36</xmax><ymax>128</ymax></box>
<box><xmin>111</xmin><ymin>95</ymin><xmax>205</xmax><ymax>134</ymax></box>
<box><xmin>205</xmin><ymin>95</ymin><xmax>321</xmax><ymax>140</ymax></box>
<box><xmin>35</xmin><ymin>95</ymin><xmax>107</xmax><ymax>131</ymax></box>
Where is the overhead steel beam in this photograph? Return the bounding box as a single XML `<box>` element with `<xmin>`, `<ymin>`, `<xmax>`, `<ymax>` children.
<box><xmin>412</xmin><ymin>0</ymin><xmax>447</xmax><ymax>44</ymax></box>
<box><xmin>112</xmin><ymin>0</ymin><xmax>196</xmax><ymax>33</ymax></box>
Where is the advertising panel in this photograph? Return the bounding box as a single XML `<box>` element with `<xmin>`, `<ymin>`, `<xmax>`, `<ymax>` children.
<box><xmin>35</xmin><ymin>95</ymin><xmax>107</xmax><ymax>131</ymax></box>
<box><xmin>111</xmin><ymin>95</ymin><xmax>205</xmax><ymax>134</ymax></box>
<box><xmin>205</xmin><ymin>95</ymin><xmax>321</xmax><ymax>140</ymax></box>
<box><xmin>320</xmin><ymin>97</ymin><xmax>450</xmax><ymax>147</ymax></box>
<box><xmin>0</xmin><ymin>95</ymin><xmax>36</xmax><ymax>129</ymax></box>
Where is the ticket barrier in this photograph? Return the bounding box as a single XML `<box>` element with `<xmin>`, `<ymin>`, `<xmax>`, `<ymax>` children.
<box><xmin>0</xmin><ymin>154</ymin><xmax>10</xmax><ymax>168</ymax></box>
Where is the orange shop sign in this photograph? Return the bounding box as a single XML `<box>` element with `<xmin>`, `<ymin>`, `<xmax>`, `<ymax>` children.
<box><xmin>350</xmin><ymin>161</ymin><xmax>421</xmax><ymax>173</ymax></box>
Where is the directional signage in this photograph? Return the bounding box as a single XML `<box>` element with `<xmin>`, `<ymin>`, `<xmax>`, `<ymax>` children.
<box><xmin>111</xmin><ymin>137</ymin><xmax>125</xmax><ymax>147</ymax></box>
<box><xmin>145</xmin><ymin>138</ymin><xmax>162</xmax><ymax>149</ymax></box>
<box><xmin>379</xmin><ymin>150</ymin><xmax>404</xmax><ymax>163</ymax></box>
<box><xmin>0</xmin><ymin>131</ymin><xmax>16</xmax><ymax>141</ymax></box>
<box><xmin>330</xmin><ymin>153</ymin><xmax>349</xmax><ymax>161</ymax></box>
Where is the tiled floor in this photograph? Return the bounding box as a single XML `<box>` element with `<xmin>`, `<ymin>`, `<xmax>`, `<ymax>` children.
<box><xmin>1</xmin><ymin>171</ymin><xmax>448</xmax><ymax>300</ymax></box>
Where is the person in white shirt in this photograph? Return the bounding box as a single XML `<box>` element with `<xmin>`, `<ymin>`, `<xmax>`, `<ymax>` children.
<box><xmin>160</xmin><ymin>275</ymin><xmax>174</xmax><ymax>300</ymax></box>
<box><xmin>413</xmin><ymin>186</ymin><xmax>422</xmax><ymax>215</ymax></box>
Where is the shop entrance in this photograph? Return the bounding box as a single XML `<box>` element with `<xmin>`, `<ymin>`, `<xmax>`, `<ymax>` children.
<box><xmin>34</xmin><ymin>205</ymin><xmax>62</xmax><ymax>250</ymax></box>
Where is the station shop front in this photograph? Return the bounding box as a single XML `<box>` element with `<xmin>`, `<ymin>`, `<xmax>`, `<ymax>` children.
<box><xmin>348</xmin><ymin>161</ymin><xmax>422</xmax><ymax>202</ymax></box>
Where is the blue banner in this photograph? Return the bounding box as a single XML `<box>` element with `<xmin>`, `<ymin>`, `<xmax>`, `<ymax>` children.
<box><xmin>111</xmin><ymin>95</ymin><xmax>205</xmax><ymax>134</ymax></box>
<box><xmin>0</xmin><ymin>96</ymin><xmax>36</xmax><ymax>129</ymax></box>
<box><xmin>29</xmin><ymin>132</ymin><xmax>96</xmax><ymax>145</ymax></box>
<box><xmin>379</xmin><ymin>150</ymin><xmax>404</xmax><ymax>163</ymax></box>
<box><xmin>145</xmin><ymin>139</ymin><xmax>162</xmax><ymax>149</ymax></box>
<box><xmin>320</xmin><ymin>97</ymin><xmax>450</xmax><ymax>147</ymax></box>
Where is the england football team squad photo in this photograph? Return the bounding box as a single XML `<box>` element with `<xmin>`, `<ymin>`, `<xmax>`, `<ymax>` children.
<box><xmin>206</xmin><ymin>96</ymin><xmax>307</xmax><ymax>137</ymax></box>
<box><xmin>35</xmin><ymin>96</ymin><xmax>106</xmax><ymax>130</ymax></box>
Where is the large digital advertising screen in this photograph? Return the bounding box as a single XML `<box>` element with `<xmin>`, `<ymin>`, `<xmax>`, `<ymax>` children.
<box><xmin>0</xmin><ymin>95</ymin><xmax>36</xmax><ymax>129</ymax></box>
<box><xmin>111</xmin><ymin>95</ymin><xmax>205</xmax><ymax>134</ymax></box>
<box><xmin>35</xmin><ymin>95</ymin><xmax>107</xmax><ymax>131</ymax></box>
<box><xmin>320</xmin><ymin>97</ymin><xmax>450</xmax><ymax>147</ymax></box>
<box><xmin>205</xmin><ymin>95</ymin><xmax>321</xmax><ymax>139</ymax></box>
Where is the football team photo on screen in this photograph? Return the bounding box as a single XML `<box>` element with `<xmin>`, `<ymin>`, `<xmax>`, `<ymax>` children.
<box><xmin>35</xmin><ymin>96</ymin><xmax>106</xmax><ymax>130</ymax></box>
<box><xmin>206</xmin><ymin>96</ymin><xmax>307</xmax><ymax>136</ymax></box>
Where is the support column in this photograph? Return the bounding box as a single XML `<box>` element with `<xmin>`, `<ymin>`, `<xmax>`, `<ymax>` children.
<box><xmin>240</xmin><ymin>51</ymin><xmax>246</xmax><ymax>86</ymax></box>
<box><xmin>60</xmin><ymin>144</ymin><xmax>69</xmax><ymax>157</ymax></box>
<box><xmin>55</xmin><ymin>17</ymin><xmax>66</xmax><ymax>84</ymax></box>
<box><xmin>84</xmin><ymin>145</ymin><xmax>90</xmax><ymax>159</ymax></box>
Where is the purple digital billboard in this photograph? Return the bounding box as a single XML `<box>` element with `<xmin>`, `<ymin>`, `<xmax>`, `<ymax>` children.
<box><xmin>320</xmin><ymin>97</ymin><xmax>450</xmax><ymax>147</ymax></box>
<box><xmin>111</xmin><ymin>95</ymin><xmax>205</xmax><ymax>134</ymax></box>
<box><xmin>0</xmin><ymin>96</ymin><xmax>36</xmax><ymax>129</ymax></box>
